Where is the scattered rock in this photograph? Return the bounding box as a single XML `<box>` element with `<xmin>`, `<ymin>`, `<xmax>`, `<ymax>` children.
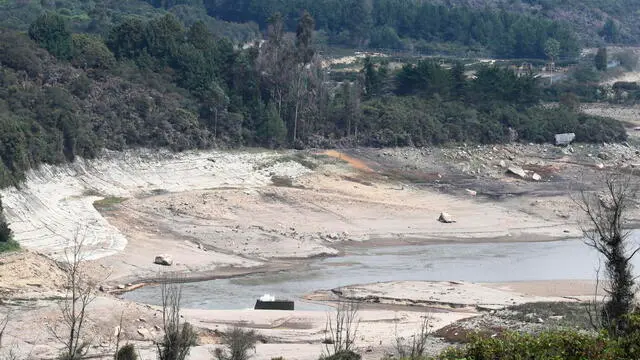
<box><xmin>465</xmin><ymin>189</ymin><xmax>477</xmax><ymax>196</ymax></box>
<box><xmin>597</xmin><ymin>152</ymin><xmax>610</xmax><ymax>160</ymax></box>
<box><xmin>499</xmin><ymin>160</ymin><xmax>507</xmax><ymax>168</ymax></box>
<box><xmin>154</xmin><ymin>255</ymin><xmax>173</xmax><ymax>266</ymax></box>
<box><xmin>596</xmin><ymin>163</ymin><xmax>604</xmax><ymax>169</ymax></box>
<box><xmin>507</xmin><ymin>166</ymin><xmax>527</xmax><ymax>179</ymax></box>
<box><xmin>137</xmin><ymin>328</ymin><xmax>152</xmax><ymax>340</ymax></box>
<box><xmin>117</xmin><ymin>284</ymin><xmax>126</xmax><ymax>290</ymax></box>
<box><xmin>531</xmin><ymin>173</ymin><xmax>542</xmax><ymax>181</ymax></box>
<box><xmin>438</xmin><ymin>212</ymin><xmax>456</xmax><ymax>224</ymax></box>
<box><xmin>554</xmin><ymin>133</ymin><xmax>575</xmax><ymax>146</ymax></box>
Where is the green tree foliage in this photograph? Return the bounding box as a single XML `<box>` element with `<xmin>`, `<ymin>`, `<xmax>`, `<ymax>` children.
<box><xmin>296</xmin><ymin>11</ymin><xmax>315</xmax><ymax>65</ymax></box>
<box><xmin>199</xmin><ymin>0</ymin><xmax>579</xmax><ymax>59</ymax></box>
<box><xmin>0</xmin><ymin>196</ymin><xmax>12</xmax><ymax>244</ymax></box>
<box><xmin>71</xmin><ymin>34</ymin><xmax>116</xmax><ymax>73</ymax></box>
<box><xmin>439</xmin><ymin>330</ymin><xmax>614</xmax><ymax>360</ymax></box>
<box><xmin>600</xmin><ymin>19</ymin><xmax>620</xmax><ymax>43</ymax></box>
<box><xmin>439</xmin><ymin>313</ymin><xmax>640</xmax><ymax>360</ymax></box>
<box><xmin>544</xmin><ymin>38</ymin><xmax>560</xmax><ymax>62</ymax></box>
<box><xmin>0</xmin><ymin>11</ymin><xmax>628</xmax><ymax>190</ymax></box>
<box><xmin>28</xmin><ymin>12</ymin><xmax>73</xmax><ymax>59</ymax></box>
<box><xmin>369</xmin><ymin>26</ymin><xmax>403</xmax><ymax>50</ymax></box>
<box><xmin>106</xmin><ymin>18</ymin><xmax>147</xmax><ymax>59</ymax></box>
<box><xmin>259</xmin><ymin>103</ymin><xmax>287</xmax><ymax>148</ymax></box>
<box><xmin>595</xmin><ymin>47</ymin><xmax>608</xmax><ymax>71</ymax></box>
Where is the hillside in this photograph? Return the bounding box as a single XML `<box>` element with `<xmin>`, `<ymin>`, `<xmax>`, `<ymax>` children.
<box><xmin>423</xmin><ymin>0</ymin><xmax>639</xmax><ymax>47</ymax></box>
<box><xmin>2</xmin><ymin>0</ymin><xmax>639</xmax><ymax>57</ymax></box>
<box><xmin>0</xmin><ymin>5</ymin><xmax>628</xmax><ymax>188</ymax></box>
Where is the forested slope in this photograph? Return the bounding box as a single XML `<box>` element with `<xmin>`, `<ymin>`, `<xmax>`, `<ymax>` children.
<box><xmin>0</xmin><ymin>7</ymin><xmax>627</xmax><ymax>189</ymax></box>
<box><xmin>4</xmin><ymin>0</ymin><xmax>639</xmax><ymax>59</ymax></box>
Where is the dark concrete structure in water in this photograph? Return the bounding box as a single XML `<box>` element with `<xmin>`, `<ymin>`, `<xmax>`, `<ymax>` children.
<box><xmin>254</xmin><ymin>299</ymin><xmax>295</xmax><ymax>310</ymax></box>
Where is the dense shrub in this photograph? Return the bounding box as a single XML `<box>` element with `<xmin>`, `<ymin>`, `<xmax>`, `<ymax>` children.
<box><xmin>439</xmin><ymin>331</ymin><xmax>615</xmax><ymax>360</ymax></box>
<box><xmin>28</xmin><ymin>13</ymin><xmax>73</xmax><ymax>59</ymax></box>
<box><xmin>116</xmin><ymin>344</ymin><xmax>138</xmax><ymax>360</ymax></box>
<box><xmin>438</xmin><ymin>314</ymin><xmax>640</xmax><ymax>360</ymax></box>
<box><xmin>321</xmin><ymin>351</ymin><xmax>361</xmax><ymax>360</ymax></box>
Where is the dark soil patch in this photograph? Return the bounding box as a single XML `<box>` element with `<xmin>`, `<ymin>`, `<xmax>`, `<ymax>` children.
<box><xmin>434</xmin><ymin>323</ymin><xmax>507</xmax><ymax>344</ymax></box>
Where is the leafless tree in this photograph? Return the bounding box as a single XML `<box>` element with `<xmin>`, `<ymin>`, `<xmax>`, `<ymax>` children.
<box><xmin>113</xmin><ymin>311</ymin><xmax>124</xmax><ymax>360</ymax></box>
<box><xmin>50</xmin><ymin>226</ymin><xmax>99</xmax><ymax>360</ymax></box>
<box><xmin>394</xmin><ymin>314</ymin><xmax>432</xmax><ymax>360</ymax></box>
<box><xmin>156</xmin><ymin>280</ymin><xmax>197</xmax><ymax>360</ymax></box>
<box><xmin>0</xmin><ymin>313</ymin><xmax>9</xmax><ymax>349</ymax></box>
<box><xmin>577</xmin><ymin>171</ymin><xmax>639</xmax><ymax>336</ymax></box>
<box><xmin>323</xmin><ymin>301</ymin><xmax>360</xmax><ymax>357</ymax></box>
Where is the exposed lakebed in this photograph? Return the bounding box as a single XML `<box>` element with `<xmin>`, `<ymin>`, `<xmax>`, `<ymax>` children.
<box><xmin>123</xmin><ymin>233</ymin><xmax>640</xmax><ymax>310</ymax></box>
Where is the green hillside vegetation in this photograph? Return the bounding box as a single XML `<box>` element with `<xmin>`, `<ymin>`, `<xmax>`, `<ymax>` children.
<box><xmin>0</xmin><ymin>10</ymin><xmax>627</xmax><ymax>188</ymax></box>
<box><xmin>0</xmin><ymin>0</ymin><xmax>259</xmax><ymax>43</ymax></box>
<box><xmin>148</xmin><ymin>0</ymin><xmax>580</xmax><ymax>59</ymax></box>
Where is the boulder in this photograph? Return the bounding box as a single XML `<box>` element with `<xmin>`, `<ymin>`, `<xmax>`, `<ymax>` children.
<box><xmin>532</xmin><ymin>173</ymin><xmax>542</xmax><ymax>181</ymax></box>
<box><xmin>554</xmin><ymin>133</ymin><xmax>575</xmax><ymax>146</ymax></box>
<box><xmin>154</xmin><ymin>255</ymin><xmax>173</xmax><ymax>266</ymax></box>
<box><xmin>499</xmin><ymin>160</ymin><xmax>507</xmax><ymax>168</ymax></box>
<box><xmin>507</xmin><ymin>166</ymin><xmax>527</xmax><ymax>179</ymax></box>
<box><xmin>137</xmin><ymin>328</ymin><xmax>152</xmax><ymax>340</ymax></box>
<box><xmin>438</xmin><ymin>212</ymin><xmax>455</xmax><ymax>224</ymax></box>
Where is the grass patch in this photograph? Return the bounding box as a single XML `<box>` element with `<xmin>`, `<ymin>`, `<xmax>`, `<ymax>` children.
<box><xmin>0</xmin><ymin>239</ymin><xmax>20</xmax><ymax>253</ymax></box>
<box><xmin>150</xmin><ymin>188</ymin><xmax>169</xmax><ymax>196</ymax></box>
<box><xmin>93</xmin><ymin>196</ymin><xmax>128</xmax><ymax>209</ymax></box>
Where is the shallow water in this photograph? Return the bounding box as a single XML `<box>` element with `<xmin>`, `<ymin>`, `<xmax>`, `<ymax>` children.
<box><xmin>123</xmin><ymin>233</ymin><xmax>640</xmax><ymax>310</ymax></box>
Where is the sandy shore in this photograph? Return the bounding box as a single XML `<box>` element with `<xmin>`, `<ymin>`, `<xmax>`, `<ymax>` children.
<box><xmin>0</xmin><ymin>143</ymin><xmax>631</xmax><ymax>359</ymax></box>
<box><xmin>0</xmin><ymin>147</ymin><xmax>587</xmax><ymax>287</ymax></box>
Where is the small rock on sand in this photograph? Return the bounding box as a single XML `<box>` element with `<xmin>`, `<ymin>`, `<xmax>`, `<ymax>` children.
<box><xmin>154</xmin><ymin>255</ymin><xmax>173</xmax><ymax>266</ymax></box>
<box><xmin>438</xmin><ymin>212</ymin><xmax>455</xmax><ymax>224</ymax></box>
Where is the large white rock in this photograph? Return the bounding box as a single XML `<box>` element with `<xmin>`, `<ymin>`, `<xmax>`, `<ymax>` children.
<box><xmin>507</xmin><ymin>166</ymin><xmax>527</xmax><ymax>179</ymax></box>
<box><xmin>438</xmin><ymin>212</ymin><xmax>455</xmax><ymax>224</ymax></box>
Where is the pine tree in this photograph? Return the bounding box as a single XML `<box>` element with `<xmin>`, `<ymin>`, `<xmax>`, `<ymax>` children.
<box><xmin>260</xmin><ymin>103</ymin><xmax>287</xmax><ymax>148</ymax></box>
<box><xmin>595</xmin><ymin>47</ymin><xmax>608</xmax><ymax>71</ymax></box>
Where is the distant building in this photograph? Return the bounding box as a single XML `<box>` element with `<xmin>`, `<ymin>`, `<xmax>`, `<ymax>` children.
<box><xmin>607</xmin><ymin>59</ymin><xmax>621</xmax><ymax>69</ymax></box>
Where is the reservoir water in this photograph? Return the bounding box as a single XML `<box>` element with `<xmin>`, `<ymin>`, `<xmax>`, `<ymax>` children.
<box><xmin>123</xmin><ymin>233</ymin><xmax>640</xmax><ymax>310</ymax></box>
